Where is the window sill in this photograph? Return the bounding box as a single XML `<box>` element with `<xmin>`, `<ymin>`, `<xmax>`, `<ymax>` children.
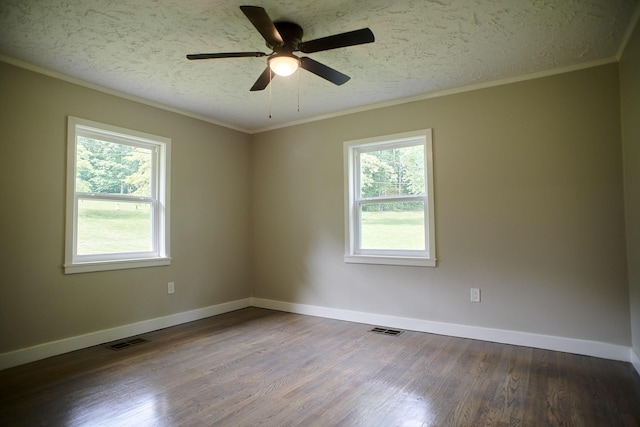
<box><xmin>344</xmin><ymin>255</ymin><xmax>436</xmax><ymax>267</ymax></box>
<box><xmin>64</xmin><ymin>257</ymin><xmax>171</xmax><ymax>274</ymax></box>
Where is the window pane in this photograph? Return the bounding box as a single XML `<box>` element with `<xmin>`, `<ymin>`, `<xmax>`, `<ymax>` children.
<box><xmin>77</xmin><ymin>199</ymin><xmax>152</xmax><ymax>254</ymax></box>
<box><xmin>76</xmin><ymin>137</ymin><xmax>152</xmax><ymax>197</ymax></box>
<box><xmin>359</xmin><ymin>144</ymin><xmax>424</xmax><ymax>199</ymax></box>
<box><xmin>360</xmin><ymin>201</ymin><xmax>425</xmax><ymax>250</ymax></box>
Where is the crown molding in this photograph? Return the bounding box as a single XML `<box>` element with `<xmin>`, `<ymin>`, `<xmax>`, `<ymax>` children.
<box><xmin>0</xmin><ymin>55</ymin><xmax>249</xmax><ymax>133</ymax></box>
<box><xmin>250</xmin><ymin>57</ymin><xmax>619</xmax><ymax>133</ymax></box>
<box><xmin>1</xmin><ymin>54</ymin><xmax>620</xmax><ymax>136</ymax></box>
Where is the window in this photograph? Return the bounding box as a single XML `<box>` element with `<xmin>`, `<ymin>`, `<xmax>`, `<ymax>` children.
<box><xmin>344</xmin><ymin>129</ymin><xmax>435</xmax><ymax>267</ymax></box>
<box><xmin>64</xmin><ymin>117</ymin><xmax>171</xmax><ymax>274</ymax></box>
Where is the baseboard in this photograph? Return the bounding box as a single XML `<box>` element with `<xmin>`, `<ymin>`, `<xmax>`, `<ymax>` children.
<box><xmin>632</xmin><ymin>348</ymin><xmax>640</xmax><ymax>376</ymax></box>
<box><xmin>2</xmin><ymin>297</ymin><xmax>632</xmax><ymax>370</ymax></box>
<box><xmin>251</xmin><ymin>298</ymin><xmax>631</xmax><ymax>362</ymax></box>
<box><xmin>0</xmin><ymin>298</ymin><xmax>251</xmax><ymax>370</ymax></box>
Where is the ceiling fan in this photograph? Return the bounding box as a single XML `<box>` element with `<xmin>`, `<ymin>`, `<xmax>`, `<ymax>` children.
<box><xmin>187</xmin><ymin>5</ymin><xmax>375</xmax><ymax>91</ymax></box>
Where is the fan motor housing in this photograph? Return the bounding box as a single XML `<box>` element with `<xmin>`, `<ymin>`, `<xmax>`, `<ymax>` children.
<box><xmin>272</xmin><ymin>21</ymin><xmax>303</xmax><ymax>52</ymax></box>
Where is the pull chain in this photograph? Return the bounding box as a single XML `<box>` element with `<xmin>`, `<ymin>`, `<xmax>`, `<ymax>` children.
<box><xmin>267</xmin><ymin>68</ymin><xmax>301</xmax><ymax>118</ymax></box>
<box><xmin>297</xmin><ymin>68</ymin><xmax>300</xmax><ymax>113</ymax></box>
<box><xmin>269</xmin><ymin>68</ymin><xmax>273</xmax><ymax>119</ymax></box>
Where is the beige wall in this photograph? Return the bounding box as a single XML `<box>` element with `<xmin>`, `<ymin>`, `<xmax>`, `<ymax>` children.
<box><xmin>252</xmin><ymin>63</ymin><xmax>631</xmax><ymax>345</ymax></box>
<box><xmin>621</xmin><ymin>22</ymin><xmax>640</xmax><ymax>357</ymax></box>
<box><xmin>0</xmin><ymin>62</ymin><xmax>252</xmax><ymax>353</ymax></box>
<box><xmin>0</xmin><ymin>58</ymin><xmax>633</xmax><ymax>358</ymax></box>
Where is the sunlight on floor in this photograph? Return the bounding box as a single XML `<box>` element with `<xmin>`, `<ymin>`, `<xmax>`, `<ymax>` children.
<box><xmin>350</xmin><ymin>381</ymin><xmax>432</xmax><ymax>426</ymax></box>
<box><xmin>69</xmin><ymin>391</ymin><xmax>165</xmax><ymax>426</ymax></box>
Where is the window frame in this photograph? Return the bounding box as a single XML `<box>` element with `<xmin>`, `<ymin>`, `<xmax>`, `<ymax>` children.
<box><xmin>64</xmin><ymin>116</ymin><xmax>171</xmax><ymax>274</ymax></box>
<box><xmin>344</xmin><ymin>129</ymin><xmax>436</xmax><ymax>267</ymax></box>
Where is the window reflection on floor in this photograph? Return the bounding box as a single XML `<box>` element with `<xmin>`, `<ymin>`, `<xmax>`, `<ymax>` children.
<box><xmin>67</xmin><ymin>390</ymin><xmax>166</xmax><ymax>426</ymax></box>
<box><xmin>349</xmin><ymin>383</ymin><xmax>432</xmax><ymax>426</ymax></box>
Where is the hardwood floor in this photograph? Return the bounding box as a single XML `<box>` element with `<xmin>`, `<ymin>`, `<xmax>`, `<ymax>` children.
<box><xmin>1</xmin><ymin>307</ymin><xmax>639</xmax><ymax>426</ymax></box>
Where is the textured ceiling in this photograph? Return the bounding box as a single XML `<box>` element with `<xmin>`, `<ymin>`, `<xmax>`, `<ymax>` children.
<box><xmin>1</xmin><ymin>0</ymin><xmax>638</xmax><ymax>132</ymax></box>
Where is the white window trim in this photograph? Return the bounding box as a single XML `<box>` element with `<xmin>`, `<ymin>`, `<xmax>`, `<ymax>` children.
<box><xmin>343</xmin><ymin>129</ymin><xmax>436</xmax><ymax>267</ymax></box>
<box><xmin>64</xmin><ymin>117</ymin><xmax>171</xmax><ymax>274</ymax></box>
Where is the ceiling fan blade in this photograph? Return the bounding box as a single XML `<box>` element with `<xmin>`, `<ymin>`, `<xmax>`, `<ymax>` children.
<box><xmin>250</xmin><ymin>67</ymin><xmax>274</xmax><ymax>91</ymax></box>
<box><xmin>299</xmin><ymin>57</ymin><xmax>350</xmax><ymax>85</ymax></box>
<box><xmin>299</xmin><ymin>28</ymin><xmax>374</xmax><ymax>53</ymax></box>
<box><xmin>240</xmin><ymin>6</ymin><xmax>284</xmax><ymax>48</ymax></box>
<box><xmin>187</xmin><ymin>52</ymin><xmax>267</xmax><ymax>60</ymax></box>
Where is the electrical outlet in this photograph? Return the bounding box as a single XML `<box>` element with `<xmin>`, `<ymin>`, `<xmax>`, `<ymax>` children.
<box><xmin>470</xmin><ymin>288</ymin><xmax>481</xmax><ymax>302</ymax></box>
<box><xmin>168</xmin><ymin>282</ymin><xmax>175</xmax><ymax>294</ymax></box>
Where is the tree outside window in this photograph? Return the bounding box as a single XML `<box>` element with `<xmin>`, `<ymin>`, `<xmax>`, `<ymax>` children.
<box><xmin>344</xmin><ymin>129</ymin><xmax>435</xmax><ymax>267</ymax></box>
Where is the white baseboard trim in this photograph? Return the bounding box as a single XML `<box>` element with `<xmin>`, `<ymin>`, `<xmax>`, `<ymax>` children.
<box><xmin>632</xmin><ymin>348</ymin><xmax>640</xmax><ymax>376</ymax></box>
<box><xmin>251</xmin><ymin>298</ymin><xmax>631</xmax><ymax>363</ymax></box>
<box><xmin>0</xmin><ymin>298</ymin><xmax>251</xmax><ymax>370</ymax></box>
<box><xmin>2</xmin><ymin>298</ymin><xmax>633</xmax><ymax>371</ymax></box>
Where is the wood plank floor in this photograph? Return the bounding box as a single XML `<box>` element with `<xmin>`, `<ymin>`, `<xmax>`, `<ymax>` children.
<box><xmin>1</xmin><ymin>307</ymin><xmax>639</xmax><ymax>426</ymax></box>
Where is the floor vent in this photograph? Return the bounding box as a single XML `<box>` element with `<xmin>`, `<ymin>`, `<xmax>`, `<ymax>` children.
<box><xmin>370</xmin><ymin>327</ymin><xmax>404</xmax><ymax>336</ymax></box>
<box><xmin>106</xmin><ymin>337</ymin><xmax>149</xmax><ymax>351</ymax></box>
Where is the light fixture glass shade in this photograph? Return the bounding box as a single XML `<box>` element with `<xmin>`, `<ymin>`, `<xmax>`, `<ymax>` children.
<box><xmin>269</xmin><ymin>55</ymin><xmax>299</xmax><ymax>77</ymax></box>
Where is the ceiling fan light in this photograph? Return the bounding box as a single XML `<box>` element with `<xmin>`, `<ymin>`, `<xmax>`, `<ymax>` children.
<box><xmin>269</xmin><ymin>55</ymin><xmax>299</xmax><ymax>76</ymax></box>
